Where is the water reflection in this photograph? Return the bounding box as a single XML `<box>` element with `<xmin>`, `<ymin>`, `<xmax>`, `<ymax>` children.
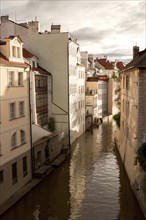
<box><xmin>1</xmin><ymin>120</ymin><xmax>145</xmax><ymax>220</ymax></box>
<box><xmin>69</xmin><ymin>121</ymin><xmax>145</xmax><ymax>220</ymax></box>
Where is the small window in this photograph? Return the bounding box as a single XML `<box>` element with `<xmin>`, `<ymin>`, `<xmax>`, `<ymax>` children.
<box><xmin>12</xmin><ymin>162</ymin><xmax>17</xmax><ymax>184</ymax></box>
<box><xmin>0</xmin><ymin>170</ymin><xmax>4</xmax><ymax>183</ymax></box>
<box><xmin>8</xmin><ymin>71</ymin><xmax>14</xmax><ymax>86</ymax></box>
<box><xmin>12</xmin><ymin>46</ymin><xmax>16</xmax><ymax>57</ymax></box>
<box><xmin>10</xmin><ymin>103</ymin><xmax>16</xmax><ymax>119</ymax></box>
<box><xmin>18</xmin><ymin>72</ymin><xmax>23</xmax><ymax>86</ymax></box>
<box><xmin>32</xmin><ymin>61</ymin><xmax>35</xmax><ymax>68</ymax></box>
<box><xmin>17</xmin><ymin>47</ymin><xmax>21</xmax><ymax>58</ymax></box>
<box><xmin>11</xmin><ymin>132</ymin><xmax>17</xmax><ymax>148</ymax></box>
<box><xmin>20</xmin><ymin>130</ymin><xmax>25</xmax><ymax>144</ymax></box>
<box><xmin>23</xmin><ymin>156</ymin><xmax>28</xmax><ymax>177</ymax></box>
<box><xmin>19</xmin><ymin>101</ymin><xmax>24</xmax><ymax>116</ymax></box>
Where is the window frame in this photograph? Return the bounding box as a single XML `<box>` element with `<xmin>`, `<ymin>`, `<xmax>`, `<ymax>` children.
<box><xmin>11</xmin><ymin>132</ymin><xmax>17</xmax><ymax>148</ymax></box>
<box><xmin>19</xmin><ymin>101</ymin><xmax>24</xmax><ymax>117</ymax></box>
<box><xmin>12</xmin><ymin>162</ymin><xmax>17</xmax><ymax>184</ymax></box>
<box><xmin>9</xmin><ymin>102</ymin><xmax>16</xmax><ymax>120</ymax></box>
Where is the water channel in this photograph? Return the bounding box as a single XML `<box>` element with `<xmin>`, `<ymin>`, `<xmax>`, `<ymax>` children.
<box><xmin>1</xmin><ymin>120</ymin><xmax>145</xmax><ymax>220</ymax></box>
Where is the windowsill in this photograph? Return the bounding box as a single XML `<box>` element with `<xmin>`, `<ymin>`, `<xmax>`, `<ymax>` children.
<box><xmin>8</xmin><ymin>85</ymin><xmax>24</xmax><ymax>88</ymax></box>
<box><xmin>9</xmin><ymin>115</ymin><xmax>25</xmax><ymax>121</ymax></box>
<box><xmin>11</xmin><ymin>142</ymin><xmax>27</xmax><ymax>150</ymax></box>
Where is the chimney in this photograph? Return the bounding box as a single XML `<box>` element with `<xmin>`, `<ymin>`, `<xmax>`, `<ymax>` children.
<box><xmin>1</xmin><ymin>15</ymin><xmax>9</xmax><ymax>23</ymax></box>
<box><xmin>28</xmin><ymin>20</ymin><xmax>40</xmax><ymax>33</ymax></box>
<box><xmin>133</xmin><ymin>46</ymin><xmax>139</xmax><ymax>59</ymax></box>
<box><xmin>51</xmin><ymin>24</ymin><xmax>61</xmax><ymax>33</ymax></box>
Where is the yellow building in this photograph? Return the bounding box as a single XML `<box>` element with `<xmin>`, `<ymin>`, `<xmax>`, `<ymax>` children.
<box><xmin>0</xmin><ymin>36</ymin><xmax>32</xmax><ymax>205</ymax></box>
<box><xmin>120</xmin><ymin>46</ymin><xmax>146</xmax><ymax>217</ymax></box>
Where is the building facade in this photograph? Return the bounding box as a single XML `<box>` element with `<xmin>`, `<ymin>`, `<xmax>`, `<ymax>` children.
<box><xmin>0</xmin><ymin>16</ymin><xmax>86</xmax><ymax>145</ymax></box>
<box><xmin>119</xmin><ymin>47</ymin><xmax>146</xmax><ymax>216</ymax></box>
<box><xmin>0</xmin><ymin>36</ymin><xmax>32</xmax><ymax>205</ymax></box>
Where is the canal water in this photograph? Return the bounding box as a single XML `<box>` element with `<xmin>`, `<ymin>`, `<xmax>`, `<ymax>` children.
<box><xmin>1</xmin><ymin>121</ymin><xmax>145</xmax><ymax>220</ymax></box>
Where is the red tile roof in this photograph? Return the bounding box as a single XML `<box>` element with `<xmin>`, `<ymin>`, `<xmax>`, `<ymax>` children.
<box><xmin>23</xmin><ymin>48</ymin><xmax>38</xmax><ymax>59</ymax></box>
<box><xmin>96</xmin><ymin>58</ymin><xmax>114</xmax><ymax>70</ymax></box>
<box><xmin>0</xmin><ymin>53</ymin><xmax>30</xmax><ymax>68</ymax></box>
<box><xmin>116</xmin><ymin>61</ymin><xmax>125</xmax><ymax>70</ymax></box>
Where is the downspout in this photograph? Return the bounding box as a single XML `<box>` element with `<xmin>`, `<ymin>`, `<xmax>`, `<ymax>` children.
<box><xmin>67</xmin><ymin>39</ymin><xmax>72</xmax><ymax>147</ymax></box>
<box><xmin>28</xmin><ymin>67</ymin><xmax>34</xmax><ymax>178</ymax></box>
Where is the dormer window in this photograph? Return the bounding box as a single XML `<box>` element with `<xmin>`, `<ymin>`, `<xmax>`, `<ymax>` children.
<box><xmin>12</xmin><ymin>46</ymin><xmax>17</xmax><ymax>57</ymax></box>
<box><xmin>32</xmin><ymin>61</ymin><xmax>35</xmax><ymax>68</ymax></box>
<box><xmin>12</xmin><ymin>46</ymin><xmax>21</xmax><ymax>58</ymax></box>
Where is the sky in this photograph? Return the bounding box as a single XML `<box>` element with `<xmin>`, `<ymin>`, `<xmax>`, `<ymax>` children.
<box><xmin>1</xmin><ymin>0</ymin><xmax>146</xmax><ymax>63</ymax></box>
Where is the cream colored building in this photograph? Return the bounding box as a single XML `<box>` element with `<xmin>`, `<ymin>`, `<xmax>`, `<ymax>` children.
<box><xmin>119</xmin><ymin>46</ymin><xmax>146</xmax><ymax>217</ymax></box>
<box><xmin>0</xmin><ymin>16</ymin><xmax>86</xmax><ymax>145</ymax></box>
<box><xmin>0</xmin><ymin>36</ymin><xmax>32</xmax><ymax>205</ymax></box>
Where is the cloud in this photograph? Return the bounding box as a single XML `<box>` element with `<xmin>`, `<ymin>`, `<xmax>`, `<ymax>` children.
<box><xmin>1</xmin><ymin>0</ymin><xmax>145</xmax><ymax>62</ymax></box>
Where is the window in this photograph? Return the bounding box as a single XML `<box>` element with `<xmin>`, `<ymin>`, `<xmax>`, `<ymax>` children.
<box><xmin>12</xmin><ymin>162</ymin><xmax>17</xmax><ymax>184</ymax></box>
<box><xmin>36</xmin><ymin>94</ymin><xmax>48</xmax><ymax>109</ymax></box>
<box><xmin>37</xmin><ymin>112</ymin><xmax>48</xmax><ymax>126</ymax></box>
<box><xmin>8</xmin><ymin>71</ymin><xmax>14</xmax><ymax>86</ymax></box>
<box><xmin>18</xmin><ymin>72</ymin><xmax>23</xmax><ymax>86</ymax></box>
<box><xmin>35</xmin><ymin>75</ymin><xmax>47</xmax><ymax>92</ymax></box>
<box><xmin>19</xmin><ymin>101</ymin><xmax>24</xmax><ymax>116</ymax></box>
<box><xmin>0</xmin><ymin>170</ymin><xmax>4</xmax><ymax>183</ymax></box>
<box><xmin>20</xmin><ymin>130</ymin><xmax>25</xmax><ymax>144</ymax></box>
<box><xmin>23</xmin><ymin>156</ymin><xmax>28</xmax><ymax>177</ymax></box>
<box><xmin>11</xmin><ymin>132</ymin><xmax>17</xmax><ymax>148</ymax></box>
<box><xmin>10</xmin><ymin>103</ymin><xmax>16</xmax><ymax>119</ymax></box>
<box><xmin>17</xmin><ymin>47</ymin><xmax>21</xmax><ymax>58</ymax></box>
<box><xmin>126</xmin><ymin>76</ymin><xmax>129</xmax><ymax>90</ymax></box>
<box><xmin>12</xmin><ymin>46</ymin><xmax>16</xmax><ymax>57</ymax></box>
<box><xmin>32</xmin><ymin>61</ymin><xmax>36</xmax><ymax>68</ymax></box>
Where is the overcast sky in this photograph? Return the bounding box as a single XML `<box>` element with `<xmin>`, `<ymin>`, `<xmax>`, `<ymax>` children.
<box><xmin>1</xmin><ymin>0</ymin><xmax>146</xmax><ymax>63</ymax></box>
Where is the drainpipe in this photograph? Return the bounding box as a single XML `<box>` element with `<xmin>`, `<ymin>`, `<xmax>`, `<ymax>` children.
<box><xmin>28</xmin><ymin>68</ymin><xmax>35</xmax><ymax>178</ymax></box>
<box><xmin>67</xmin><ymin>38</ymin><xmax>72</xmax><ymax>147</ymax></box>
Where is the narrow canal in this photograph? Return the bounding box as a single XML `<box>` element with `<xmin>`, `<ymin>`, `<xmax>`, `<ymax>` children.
<box><xmin>1</xmin><ymin>121</ymin><xmax>145</xmax><ymax>220</ymax></box>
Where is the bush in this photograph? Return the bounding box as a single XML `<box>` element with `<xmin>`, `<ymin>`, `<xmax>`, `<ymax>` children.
<box><xmin>137</xmin><ymin>143</ymin><xmax>146</xmax><ymax>172</ymax></box>
<box><xmin>48</xmin><ymin>117</ymin><xmax>56</xmax><ymax>132</ymax></box>
<box><xmin>113</xmin><ymin>112</ymin><xmax>120</xmax><ymax>128</ymax></box>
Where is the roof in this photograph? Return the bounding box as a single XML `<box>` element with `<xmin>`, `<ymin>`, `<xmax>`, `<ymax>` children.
<box><xmin>116</xmin><ymin>61</ymin><xmax>125</xmax><ymax>70</ymax></box>
<box><xmin>95</xmin><ymin>58</ymin><xmax>114</xmax><ymax>70</ymax></box>
<box><xmin>0</xmin><ymin>52</ymin><xmax>29</xmax><ymax>68</ymax></box>
<box><xmin>124</xmin><ymin>49</ymin><xmax>146</xmax><ymax>70</ymax></box>
<box><xmin>0</xmin><ymin>40</ymin><xmax>6</xmax><ymax>45</ymax></box>
<box><xmin>23</xmin><ymin>48</ymin><xmax>38</xmax><ymax>59</ymax></box>
<box><xmin>5</xmin><ymin>35</ymin><xmax>23</xmax><ymax>42</ymax></box>
<box><xmin>34</xmin><ymin>65</ymin><xmax>52</xmax><ymax>76</ymax></box>
<box><xmin>86</xmin><ymin>75</ymin><xmax>108</xmax><ymax>82</ymax></box>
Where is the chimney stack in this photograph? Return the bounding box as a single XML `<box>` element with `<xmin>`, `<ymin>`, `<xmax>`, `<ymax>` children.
<box><xmin>51</xmin><ymin>25</ymin><xmax>61</xmax><ymax>33</ymax></box>
<box><xmin>133</xmin><ymin>46</ymin><xmax>139</xmax><ymax>59</ymax></box>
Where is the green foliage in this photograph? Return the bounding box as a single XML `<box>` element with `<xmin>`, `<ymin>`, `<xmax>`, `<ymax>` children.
<box><xmin>113</xmin><ymin>112</ymin><xmax>120</xmax><ymax>128</ymax></box>
<box><xmin>137</xmin><ymin>143</ymin><xmax>146</xmax><ymax>172</ymax></box>
<box><xmin>48</xmin><ymin>117</ymin><xmax>56</xmax><ymax>132</ymax></box>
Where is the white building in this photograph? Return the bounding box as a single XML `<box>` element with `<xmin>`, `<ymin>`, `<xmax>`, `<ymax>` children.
<box><xmin>0</xmin><ymin>16</ymin><xmax>86</xmax><ymax>145</ymax></box>
<box><xmin>0</xmin><ymin>36</ymin><xmax>32</xmax><ymax>205</ymax></box>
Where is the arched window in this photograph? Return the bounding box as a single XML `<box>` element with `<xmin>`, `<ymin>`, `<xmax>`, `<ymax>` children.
<box><xmin>11</xmin><ymin>132</ymin><xmax>16</xmax><ymax>148</ymax></box>
<box><xmin>20</xmin><ymin>130</ymin><xmax>25</xmax><ymax>144</ymax></box>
